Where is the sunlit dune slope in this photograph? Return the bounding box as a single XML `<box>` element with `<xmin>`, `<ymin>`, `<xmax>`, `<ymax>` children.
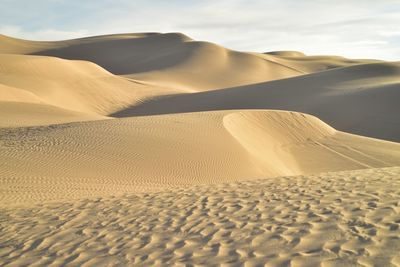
<box><xmin>1</xmin><ymin>110</ymin><xmax>399</xmax><ymax>205</ymax></box>
<box><xmin>0</xmin><ymin>54</ymin><xmax>183</xmax><ymax>126</ymax></box>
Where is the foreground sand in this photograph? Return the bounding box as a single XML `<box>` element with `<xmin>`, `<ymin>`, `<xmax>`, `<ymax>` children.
<box><xmin>1</xmin><ymin>167</ymin><xmax>399</xmax><ymax>266</ymax></box>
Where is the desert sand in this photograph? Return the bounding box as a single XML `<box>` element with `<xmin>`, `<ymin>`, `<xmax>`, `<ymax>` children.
<box><xmin>0</xmin><ymin>32</ymin><xmax>399</xmax><ymax>266</ymax></box>
<box><xmin>1</xmin><ymin>167</ymin><xmax>399</xmax><ymax>266</ymax></box>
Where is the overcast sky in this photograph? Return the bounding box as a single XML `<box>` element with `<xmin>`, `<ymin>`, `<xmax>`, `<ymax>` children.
<box><xmin>1</xmin><ymin>0</ymin><xmax>400</xmax><ymax>60</ymax></box>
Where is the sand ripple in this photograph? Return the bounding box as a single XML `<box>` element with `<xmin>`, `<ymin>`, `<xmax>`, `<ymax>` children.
<box><xmin>1</xmin><ymin>167</ymin><xmax>399</xmax><ymax>266</ymax></box>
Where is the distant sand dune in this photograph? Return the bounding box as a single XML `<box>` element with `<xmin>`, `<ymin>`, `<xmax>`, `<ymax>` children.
<box><xmin>0</xmin><ymin>33</ymin><xmax>372</xmax><ymax>92</ymax></box>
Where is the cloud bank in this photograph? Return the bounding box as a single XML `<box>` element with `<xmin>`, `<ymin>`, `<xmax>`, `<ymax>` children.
<box><xmin>1</xmin><ymin>0</ymin><xmax>400</xmax><ymax>60</ymax></box>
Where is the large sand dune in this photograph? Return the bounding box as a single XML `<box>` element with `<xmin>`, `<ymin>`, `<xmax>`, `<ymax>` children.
<box><xmin>0</xmin><ymin>53</ymin><xmax>182</xmax><ymax>126</ymax></box>
<box><xmin>115</xmin><ymin>61</ymin><xmax>400</xmax><ymax>142</ymax></box>
<box><xmin>1</xmin><ymin>110</ymin><xmax>399</xmax><ymax>206</ymax></box>
<box><xmin>1</xmin><ymin>33</ymin><xmax>398</xmax><ymax>140</ymax></box>
<box><xmin>2</xmin><ymin>33</ymin><xmax>396</xmax><ymax>140</ymax></box>
<box><xmin>0</xmin><ymin>32</ymin><xmax>399</xmax><ymax>266</ymax></box>
<box><xmin>0</xmin><ymin>33</ymin><xmax>372</xmax><ymax>91</ymax></box>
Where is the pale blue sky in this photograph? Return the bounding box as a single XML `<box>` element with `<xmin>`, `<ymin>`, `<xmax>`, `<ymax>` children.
<box><xmin>1</xmin><ymin>0</ymin><xmax>400</xmax><ymax>60</ymax></box>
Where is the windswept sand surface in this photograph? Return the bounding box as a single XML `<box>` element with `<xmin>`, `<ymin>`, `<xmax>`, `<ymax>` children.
<box><xmin>1</xmin><ymin>32</ymin><xmax>400</xmax><ymax>266</ymax></box>
<box><xmin>1</xmin><ymin>110</ymin><xmax>399</xmax><ymax>206</ymax></box>
<box><xmin>1</xmin><ymin>167</ymin><xmax>399</xmax><ymax>266</ymax></box>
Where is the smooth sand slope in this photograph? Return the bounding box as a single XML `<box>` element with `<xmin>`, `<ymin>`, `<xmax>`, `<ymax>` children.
<box><xmin>1</xmin><ymin>110</ymin><xmax>399</xmax><ymax>206</ymax></box>
<box><xmin>115</xmin><ymin>61</ymin><xmax>400</xmax><ymax>142</ymax></box>
<box><xmin>0</xmin><ymin>53</ymin><xmax>182</xmax><ymax>126</ymax></box>
<box><xmin>0</xmin><ymin>102</ymin><xmax>106</xmax><ymax>128</ymax></box>
<box><xmin>0</xmin><ymin>33</ymin><xmax>372</xmax><ymax>92</ymax></box>
<box><xmin>1</xmin><ymin>167</ymin><xmax>399</xmax><ymax>266</ymax></box>
<box><xmin>261</xmin><ymin>51</ymin><xmax>379</xmax><ymax>73</ymax></box>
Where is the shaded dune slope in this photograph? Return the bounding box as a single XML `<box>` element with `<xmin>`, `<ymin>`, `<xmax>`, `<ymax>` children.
<box><xmin>114</xmin><ymin>62</ymin><xmax>400</xmax><ymax>142</ymax></box>
<box><xmin>1</xmin><ymin>110</ymin><xmax>399</xmax><ymax>205</ymax></box>
<box><xmin>0</xmin><ymin>33</ymin><xmax>371</xmax><ymax>92</ymax></box>
<box><xmin>260</xmin><ymin>52</ymin><xmax>379</xmax><ymax>73</ymax></box>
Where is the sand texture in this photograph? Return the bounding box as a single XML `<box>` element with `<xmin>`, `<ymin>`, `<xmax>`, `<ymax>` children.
<box><xmin>1</xmin><ymin>110</ymin><xmax>399</xmax><ymax>206</ymax></box>
<box><xmin>1</xmin><ymin>167</ymin><xmax>399</xmax><ymax>266</ymax></box>
<box><xmin>1</xmin><ymin>32</ymin><xmax>400</xmax><ymax>266</ymax></box>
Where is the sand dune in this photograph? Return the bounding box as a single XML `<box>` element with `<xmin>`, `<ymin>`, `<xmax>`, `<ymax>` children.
<box><xmin>0</xmin><ymin>54</ymin><xmax>178</xmax><ymax>114</ymax></box>
<box><xmin>116</xmin><ymin>61</ymin><xmax>400</xmax><ymax>142</ymax></box>
<box><xmin>2</xmin><ymin>33</ymin><xmax>394</xmax><ymax>139</ymax></box>
<box><xmin>1</xmin><ymin>33</ymin><xmax>371</xmax><ymax>92</ymax></box>
<box><xmin>260</xmin><ymin>52</ymin><xmax>379</xmax><ymax>73</ymax></box>
<box><xmin>1</xmin><ymin>110</ymin><xmax>399</xmax><ymax>206</ymax></box>
<box><xmin>1</xmin><ymin>33</ymin><xmax>303</xmax><ymax>91</ymax></box>
<box><xmin>0</xmin><ymin>53</ymin><xmax>183</xmax><ymax>126</ymax></box>
<box><xmin>0</xmin><ymin>33</ymin><xmax>161</xmax><ymax>54</ymax></box>
<box><xmin>1</xmin><ymin>167</ymin><xmax>399</xmax><ymax>266</ymax></box>
<box><xmin>1</xmin><ymin>32</ymin><xmax>399</xmax><ymax>266</ymax></box>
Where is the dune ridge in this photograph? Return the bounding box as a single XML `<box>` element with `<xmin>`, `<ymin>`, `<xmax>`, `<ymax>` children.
<box><xmin>1</xmin><ymin>33</ymin><xmax>373</xmax><ymax>92</ymax></box>
<box><xmin>113</xmin><ymin>61</ymin><xmax>400</xmax><ymax>142</ymax></box>
<box><xmin>0</xmin><ymin>53</ymin><xmax>184</xmax><ymax>126</ymax></box>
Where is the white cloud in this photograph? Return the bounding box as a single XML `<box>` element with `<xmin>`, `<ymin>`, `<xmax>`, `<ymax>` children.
<box><xmin>1</xmin><ymin>0</ymin><xmax>399</xmax><ymax>60</ymax></box>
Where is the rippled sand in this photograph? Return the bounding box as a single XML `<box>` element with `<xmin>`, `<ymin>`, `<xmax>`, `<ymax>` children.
<box><xmin>1</xmin><ymin>167</ymin><xmax>399</xmax><ymax>266</ymax></box>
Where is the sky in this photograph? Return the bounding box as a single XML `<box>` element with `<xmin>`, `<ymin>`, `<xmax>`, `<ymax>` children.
<box><xmin>1</xmin><ymin>0</ymin><xmax>400</xmax><ymax>60</ymax></box>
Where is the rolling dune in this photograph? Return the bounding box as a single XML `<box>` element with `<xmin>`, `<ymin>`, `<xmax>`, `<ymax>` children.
<box><xmin>0</xmin><ymin>32</ymin><xmax>399</xmax><ymax>266</ymax></box>
<box><xmin>0</xmin><ymin>54</ymin><xmax>180</xmax><ymax>114</ymax></box>
<box><xmin>260</xmin><ymin>52</ymin><xmax>379</xmax><ymax>73</ymax></box>
<box><xmin>2</xmin><ymin>33</ymin><xmax>395</xmax><ymax>139</ymax></box>
<box><xmin>114</xmin><ymin>61</ymin><xmax>400</xmax><ymax>142</ymax></box>
<box><xmin>1</xmin><ymin>33</ymin><xmax>371</xmax><ymax>91</ymax></box>
<box><xmin>1</xmin><ymin>110</ymin><xmax>399</xmax><ymax>206</ymax></box>
<box><xmin>0</xmin><ymin>53</ymin><xmax>182</xmax><ymax>126</ymax></box>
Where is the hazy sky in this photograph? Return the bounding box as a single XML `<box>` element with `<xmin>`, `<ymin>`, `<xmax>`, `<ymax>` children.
<box><xmin>1</xmin><ymin>0</ymin><xmax>400</xmax><ymax>60</ymax></box>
